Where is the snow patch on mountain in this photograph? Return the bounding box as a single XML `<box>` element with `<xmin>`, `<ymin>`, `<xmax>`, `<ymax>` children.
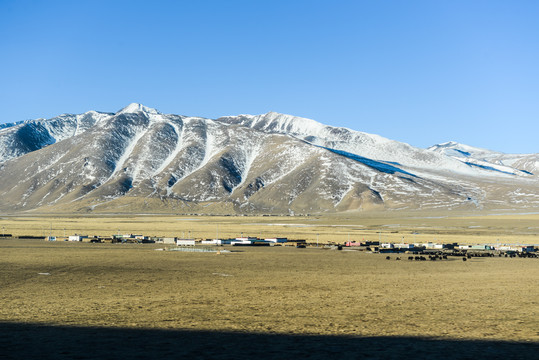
<box><xmin>117</xmin><ymin>103</ymin><xmax>160</xmax><ymax>115</ymax></box>
<box><xmin>152</xmin><ymin>121</ymin><xmax>184</xmax><ymax>177</ymax></box>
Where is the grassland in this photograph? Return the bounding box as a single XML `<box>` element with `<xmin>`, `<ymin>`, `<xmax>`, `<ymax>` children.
<box><xmin>1</xmin><ymin>211</ymin><xmax>538</xmax><ymax>358</ymax></box>
<box><xmin>1</xmin><ymin>210</ymin><xmax>538</xmax><ymax>245</ymax></box>
<box><xmin>2</xmin><ymin>239</ymin><xmax>538</xmax><ymax>340</ymax></box>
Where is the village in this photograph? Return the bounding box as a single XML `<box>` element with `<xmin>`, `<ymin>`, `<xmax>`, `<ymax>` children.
<box><xmin>3</xmin><ymin>231</ymin><xmax>535</xmax><ymax>259</ymax></box>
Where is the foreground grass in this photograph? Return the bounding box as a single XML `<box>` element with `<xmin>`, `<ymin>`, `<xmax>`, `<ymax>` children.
<box><xmin>1</xmin><ymin>239</ymin><xmax>538</xmax><ymax>342</ymax></box>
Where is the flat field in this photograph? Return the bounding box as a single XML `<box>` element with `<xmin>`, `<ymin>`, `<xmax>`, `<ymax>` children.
<box><xmin>1</xmin><ymin>212</ymin><xmax>539</xmax><ymax>359</ymax></box>
<box><xmin>1</xmin><ymin>210</ymin><xmax>539</xmax><ymax>244</ymax></box>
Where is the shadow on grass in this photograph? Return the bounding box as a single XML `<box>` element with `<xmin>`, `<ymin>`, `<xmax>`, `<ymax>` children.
<box><xmin>1</xmin><ymin>322</ymin><xmax>537</xmax><ymax>359</ymax></box>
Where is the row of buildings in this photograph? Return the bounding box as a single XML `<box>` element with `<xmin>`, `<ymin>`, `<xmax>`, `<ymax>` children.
<box><xmin>345</xmin><ymin>240</ymin><xmax>537</xmax><ymax>254</ymax></box>
<box><xmin>43</xmin><ymin>234</ymin><xmax>537</xmax><ymax>254</ymax></box>
<box><xmin>55</xmin><ymin>234</ymin><xmax>296</xmax><ymax>246</ymax></box>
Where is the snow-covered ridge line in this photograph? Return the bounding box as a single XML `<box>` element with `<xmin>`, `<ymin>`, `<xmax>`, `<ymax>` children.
<box><xmin>0</xmin><ymin>121</ymin><xmax>25</xmax><ymax>130</ymax></box>
<box><xmin>428</xmin><ymin>141</ymin><xmax>536</xmax><ymax>176</ymax></box>
<box><xmin>2</xmin><ymin>103</ymin><xmax>537</xmax><ymax>183</ymax></box>
<box><xmin>216</xmin><ymin>111</ymin><xmax>528</xmax><ymax>178</ymax></box>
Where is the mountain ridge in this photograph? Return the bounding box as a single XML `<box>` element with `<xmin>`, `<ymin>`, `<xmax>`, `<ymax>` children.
<box><xmin>0</xmin><ymin>104</ymin><xmax>537</xmax><ymax>214</ymax></box>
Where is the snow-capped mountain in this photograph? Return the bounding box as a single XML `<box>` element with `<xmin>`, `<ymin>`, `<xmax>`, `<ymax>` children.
<box><xmin>0</xmin><ymin>104</ymin><xmax>537</xmax><ymax>214</ymax></box>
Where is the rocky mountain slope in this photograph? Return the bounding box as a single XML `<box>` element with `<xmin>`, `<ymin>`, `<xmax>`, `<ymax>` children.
<box><xmin>0</xmin><ymin>104</ymin><xmax>537</xmax><ymax>214</ymax></box>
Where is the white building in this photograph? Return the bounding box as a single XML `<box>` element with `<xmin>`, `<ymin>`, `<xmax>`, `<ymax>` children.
<box><xmin>265</xmin><ymin>238</ymin><xmax>287</xmax><ymax>243</ymax></box>
<box><xmin>394</xmin><ymin>243</ymin><xmax>414</xmax><ymax>249</ymax></box>
<box><xmin>231</xmin><ymin>239</ymin><xmax>252</xmax><ymax>245</ymax></box>
<box><xmin>201</xmin><ymin>239</ymin><xmax>232</xmax><ymax>245</ymax></box>
<box><xmin>424</xmin><ymin>243</ymin><xmax>443</xmax><ymax>249</ymax></box>
<box><xmin>176</xmin><ymin>239</ymin><xmax>196</xmax><ymax>246</ymax></box>
<box><xmin>235</xmin><ymin>237</ymin><xmax>257</xmax><ymax>241</ymax></box>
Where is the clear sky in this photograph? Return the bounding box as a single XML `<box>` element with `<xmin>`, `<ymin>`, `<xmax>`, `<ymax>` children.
<box><xmin>1</xmin><ymin>0</ymin><xmax>538</xmax><ymax>153</ymax></box>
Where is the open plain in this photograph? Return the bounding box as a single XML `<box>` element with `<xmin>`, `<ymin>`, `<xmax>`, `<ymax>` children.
<box><xmin>1</xmin><ymin>212</ymin><xmax>539</xmax><ymax>359</ymax></box>
<box><xmin>1</xmin><ymin>210</ymin><xmax>539</xmax><ymax>244</ymax></box>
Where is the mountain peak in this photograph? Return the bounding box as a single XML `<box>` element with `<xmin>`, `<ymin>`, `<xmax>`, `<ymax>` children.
<box><xmin>117</xmin><ymin>103</ymin><xmax>160</xmax><ymax>115</ymax></box>
<box><xmin>428</xmin><ymin>141</ymin><xmax>500</xmax><ymax>155</ymax></box>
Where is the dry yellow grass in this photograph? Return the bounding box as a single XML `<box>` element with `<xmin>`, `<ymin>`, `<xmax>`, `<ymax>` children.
<box><xmin>1</xmin><ymin>211</ymin><xmax>538</xmax><ymax>245</ymax></box>
<box><xmin>2</xmin><ymin>212</ymin><xmax>539</xmax><ymax>358</ymax></box>
<box><xmin>1</xmin><ymin>237</ymin><xmax>538</xmax><ymax>342</ymax></box>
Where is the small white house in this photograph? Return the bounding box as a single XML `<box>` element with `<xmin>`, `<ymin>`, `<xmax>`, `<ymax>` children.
<box><xmin>176</xmin><ymin>239</ymin><xmax>196</xmax><ymax>246</ymax></box>
<box><xmin>394</xmin><ymin>243</ymin><xmax>414</xmax><ymax>249</ymax></box>
<box><xmin>68</xmin><ymin>235</ymin><xmax>88</xmax><ymax>242</ymax></box>
<box><xmin>235</xmin><ymin>237</ymin><xmax>257</xmax><ymax>241</ymax></box>
<box><xmin>499</xmin><ymin>245</ymin><xmax>536</xmax><ymax>252</ymax></box>
<box><xmin>470</xmin><ymin>245</ymin><xmax>493</xmax><ymax>250</ymax></box>
<box><xmin>265</xmin><ymin>238</ymin><xmax>287</xmax><ymax>243</ymax></box>
<box><xmin>231</xmin><ymin>239</ymin><xmax>252</xmax><ymax>245</ymax></box>
<box><xmin>424</xmin><ymin>242</ymin><xmax>443</xmax><ymax>249</ymax></box>
<box><xmin>201</xmin><ymin>239</ymin><xmax>232</xmax><ymax>245</ymax></box>
<box><xmin>381</xmin><ymin>243</ymin><xmax>394</xmax><ymax>249</ymax></box>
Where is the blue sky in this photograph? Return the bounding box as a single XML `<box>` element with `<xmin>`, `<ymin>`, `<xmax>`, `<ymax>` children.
<box><xmin>1</xmin><ymin>0</ymin><xmax>538</xmax><ymax>153</ymax></box>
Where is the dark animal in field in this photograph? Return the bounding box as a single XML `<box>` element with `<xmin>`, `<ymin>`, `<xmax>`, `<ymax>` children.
<box><xmin>386</xmin><ymin>256</ymin><xmax>391</xmax><ymax>260</ymax></box>
<box><xmin>408</xmin><ymin>256</ymin><xmax>414</xmax><ymax>261</ymax></box>
<box><xmin>462</xmin><ymin>257</ymin><xmax>467</xmax><ymax>261</ymax></box>
<box><xmin>395</xmin><ymin>257</ymin><xmax>401</xmax><ymax>260</ymax></box>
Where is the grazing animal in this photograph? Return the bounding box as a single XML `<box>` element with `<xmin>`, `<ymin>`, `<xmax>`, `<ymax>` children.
<box><xmin>395</xmin><ymin>257</ymin><xmax>401</xmax><ymax>261</ymax></box>
<box><xmin>408</xmin><ymin>256</ymin><xmax>414</xmax><ymax>261</ymax></box>
<box><xmin>462</xmin><ymin>257</ymin><xmax>467</xmax><ymax>261</ymax></box>
<box><xmin>386</xmin><ymin>256</ymin><xmax>391</xmax><ymax>260</ymax></box>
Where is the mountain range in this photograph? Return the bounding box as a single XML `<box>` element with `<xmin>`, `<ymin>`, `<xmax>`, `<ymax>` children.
<box><xmin>0</xmin><ymin>103</ymin><xmax>537</xmax><ymax>214</ymax></box>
